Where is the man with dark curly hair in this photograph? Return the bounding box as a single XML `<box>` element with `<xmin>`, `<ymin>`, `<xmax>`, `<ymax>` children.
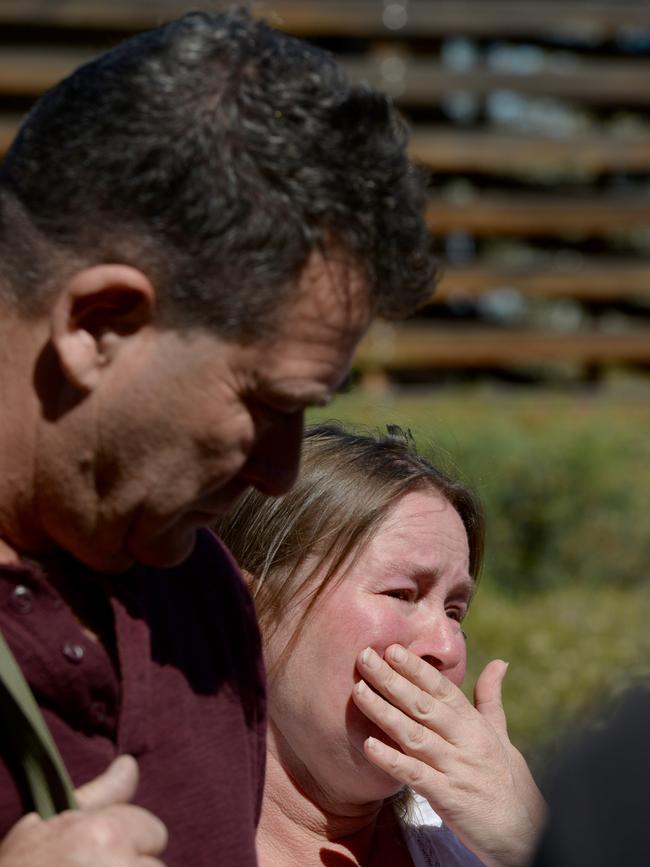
<box><xmin>0</xmin><ymin>9</ymin><xmax>436</xmax><ymax>867</ymax></box>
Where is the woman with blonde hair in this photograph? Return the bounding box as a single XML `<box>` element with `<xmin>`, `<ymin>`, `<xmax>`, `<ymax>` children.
<box><xmin>215</xmin><ymin>423</ymin><xmax>544</xmax><ymax>867</ymax></box>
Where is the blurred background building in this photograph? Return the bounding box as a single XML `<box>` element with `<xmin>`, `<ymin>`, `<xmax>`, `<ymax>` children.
<box><xmin>4</xmin><ymin>0</ymin><xmax>650</xmax><ymax>386</ymax></box>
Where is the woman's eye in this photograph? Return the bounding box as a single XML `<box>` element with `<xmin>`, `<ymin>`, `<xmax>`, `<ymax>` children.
<box><xmin>384</xmin><ymin>589</ymin><xmax>415</xmax><ymax>602</ymax></box>
<box><xmin>446</xmin><ymin>608</ymin><xmax>465</xmax><ymax>623</ymax></box>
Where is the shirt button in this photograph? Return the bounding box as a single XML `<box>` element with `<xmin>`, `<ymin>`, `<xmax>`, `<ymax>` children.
<box><xmin>9</xmin><ymin>585</ymin><xmax>33</xmax><ymax>615</ymax></box>
<box><xmin>91</xmin><ymin>701</ymin><xmax>108</xmax><ymax>725</ymax></box>
<box><xmin>62</xmin><ymin>641</ymin><xmax>85</xmax><ymax>664</ymax></box>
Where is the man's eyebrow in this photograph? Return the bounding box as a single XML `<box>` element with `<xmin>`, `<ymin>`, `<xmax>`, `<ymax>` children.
<box><xmin>263</xmin><ymin>382</ymin><xmax>334</xmax><ymax>408</ymax></box>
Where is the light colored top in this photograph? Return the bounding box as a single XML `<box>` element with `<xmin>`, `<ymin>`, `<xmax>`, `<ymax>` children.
<box><xmin>401</xmin><ymin>794</ymin><xmax>486</xmax><ymax>867</ymax></box>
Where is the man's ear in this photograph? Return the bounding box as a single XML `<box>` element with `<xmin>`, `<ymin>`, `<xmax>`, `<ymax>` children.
<box><xmin>240</xmin><ymin>568</ymin><xmax>254</xmax><ymax>589</ymax></box>
<box><xmin>50</xmin><ymin>264</ymin><xmax>155</xmax><ymax>392</ymax></box>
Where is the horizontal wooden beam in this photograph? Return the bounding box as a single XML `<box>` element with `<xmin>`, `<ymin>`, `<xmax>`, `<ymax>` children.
<box><xmin>0</xmin><ymin>2</ymin><xmax>649</xmax><ymax>39</ymax></box>
<box><xmin>426</xmin><ymin>194</ymin><xmax>650</xmax><ymax>237</ymax></box>
<box><xmin>436</xmin><ymin>260</ymin><xmax>650</xmax><ymax>301</ymax></box>
<box><xmin>274</xmin><ymin>1</ymin><xmax>650</xmax><ymax>39</ymax></box>
<box><xmin>344</xmin><ymin>57</ymin><xmax>650</xmax><ymax>108</ymax></box>
<box><xmin>0</xmin><ymin>115</ymin><xmax>19</xmax><ymax>154</ymax></box>
<box><xmin>409</xmin><ymin>128</ymin><xmax>650</xmax><ymax>175</ymax></box>
<box><xmin>356</xmin><ymin>324</ymin><xmax>650</xmax><ymax>368</ymax></box>
<box><xmin>2</xmin><ymin>47</ymin><xmax>650</xmax><ymax>107</ymax></box>
<box><xmin>0</xmin><ymin>48</ymin><xmax>99</xmax><ymax>98</ymax></box>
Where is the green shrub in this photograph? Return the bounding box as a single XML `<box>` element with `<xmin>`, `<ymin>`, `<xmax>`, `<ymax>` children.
<box><xmin>464</xmin><ymin>582</ymin><xmax>650</xmax><ymax>763</ymax></box>
<box><xmin>309</xmin><ymin>389</ymin><xmax>650</xmax><ymax>594</ymax></box>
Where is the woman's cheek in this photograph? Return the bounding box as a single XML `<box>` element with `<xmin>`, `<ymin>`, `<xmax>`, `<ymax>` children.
<box><xmin>365</xmin><ymin>606</ymin><xmax>412</xmax><ymax>656</ymax></box>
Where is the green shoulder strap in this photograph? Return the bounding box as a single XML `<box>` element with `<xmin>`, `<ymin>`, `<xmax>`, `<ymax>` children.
<box><xmin>0</xmin><ymin>628</ymin><xmax>78</xmax><ymax>818</ymax></box>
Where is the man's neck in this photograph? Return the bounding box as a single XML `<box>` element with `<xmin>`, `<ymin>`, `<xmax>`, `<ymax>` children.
<box><xmin>258</xmin><ymin>741</ymin><xmax>406</xmax><ymax>867</ymax></box>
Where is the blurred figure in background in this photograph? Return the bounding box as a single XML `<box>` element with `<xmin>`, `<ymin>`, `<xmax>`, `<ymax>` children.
<box><xmin>532</xmin><ymin>686</ymin><xmax>650</xmax><ymax>867</ymax></box>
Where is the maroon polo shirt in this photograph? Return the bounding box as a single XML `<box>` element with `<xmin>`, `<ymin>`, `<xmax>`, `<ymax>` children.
<box><xmin>0</xmin><ymin>529</ymin><xmax>265</xmax><ymax>867</ymax></box>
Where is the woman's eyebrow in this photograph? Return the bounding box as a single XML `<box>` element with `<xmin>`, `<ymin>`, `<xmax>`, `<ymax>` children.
<box><xmin>382</xmin><ymin>562</ymin><xmax>476</xmax><ymax>600</ymax></box>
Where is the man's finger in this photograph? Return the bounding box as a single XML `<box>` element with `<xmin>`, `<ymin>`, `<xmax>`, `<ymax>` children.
<box><xmin>103</xmin><ymin>804</ymin><xmax>168</xmax><ymax>856</ymax></box>
<box><xmin>75</xmin><ymin>755</ymin><xmax>139</xmax><ymax>811</ymax></box>
<box><xmin>473</xmin><ymin>659</ymin><xmax>509</xmax><ymax>736</ymax></box>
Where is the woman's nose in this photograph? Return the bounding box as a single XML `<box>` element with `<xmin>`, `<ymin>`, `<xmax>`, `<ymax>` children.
<box><xmin>407</xmin><ymin>613</ymin><xmax>466</xmax><ymax>678</ymax></box>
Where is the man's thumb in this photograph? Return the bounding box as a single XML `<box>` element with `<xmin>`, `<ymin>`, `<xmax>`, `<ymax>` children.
<box><xmin>75</xmin><ymin>755</ymin><xmax>139</xmax><ymax>810</ymax></box>
<box><xmin>474</xmin><ymin>659</ymin><xmax>509</xmax><ymax>735</ymax></box>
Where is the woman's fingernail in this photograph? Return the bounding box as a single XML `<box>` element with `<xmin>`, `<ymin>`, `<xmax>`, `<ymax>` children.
<box><xmin>366</xmin><ymin>737</ymin><xmax>383</xmax><ymax>753</ymax></box>
<box><xmin>355</xmin><ymin>679</ymin><xmax>367</xmax><ymax>695</ymax></box>
<box><xmin>360</xmin><ymin>647</ymin><xmax>379</xmax><ymax>669</ymax></box>
<box><xmin>389</xmin><ymin>645</ymin><xmax>407</xmax><ymax>663</ymax></box>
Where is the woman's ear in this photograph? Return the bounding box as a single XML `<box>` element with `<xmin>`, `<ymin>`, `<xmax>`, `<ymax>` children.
<box><xmin>50</xmin><ymin>264</ymin><xmax>155</xmax><ymax>392</ymax></box>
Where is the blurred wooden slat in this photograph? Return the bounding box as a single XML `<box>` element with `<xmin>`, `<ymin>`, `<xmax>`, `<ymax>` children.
<box><xmin>2</xmin><ymin>47</ymin><xmax>650</xmax><ymax>106</ymax></box>
<box><xmin>436</xmin><ymin>261</ymin><xmax>650</xmax><ymax>301</ymax></box>
<box><xmin>344</xmin><ymin>57</ymin><xmax>650</xmax><ymax>108</ymax></box>
<box><xmin>274</xmin><ymin>1</ymin><xmax>650</xmax><ymax>38</ymax></box>
<box><xmin>0</xmin><ymin>48</ymin><xmax>99</xmax><ymax>97</ymax></box>
<box><xmin>409</xmin><ymin>128</ymin><xmax>650</xmax><ymax>175</ymax></box>
<box><xmin>1</xmin><ymin>1</ymin><xmax>650</xmax><ymax>39</ymax></box>
<box><xmin>426</xmin><ymin>194</ymin><xmax>650</xmax><ymax>237</ymax></box>
<box><xmin>356</xmin><ymin>324</ymin><xmax>650</xmax><ymax>369</ymax></box>
<box><xmin>0</xmin><ymin>0</ymin><xmax>183</xmax><ymax>30</ymax></box>
<box><xmin>0</xmin><ymin>115</ymin><xmax>20</xmax><ymax>155</ymax></box>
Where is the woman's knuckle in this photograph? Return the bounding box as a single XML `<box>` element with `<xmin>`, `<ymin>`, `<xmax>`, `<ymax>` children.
<box><xmin>405</xmin><ymin>722</ymin><xmax>427</xmax><ymax>749</ymax></box>
<box><xmin>415</xmin><ymin>690</ymin><xmax>434</xmax><ymax>717</ymax></box>
<box><xmin>382</xmin><ymin>666</ymin><xmax>397</xmax><ymax>691</ymax></box>
<box><xmin>436</xmin><ymin>677</ymin><xmax>454</xmax><ymax>701</ymax></box>
<box><xmin>405</xmin><ymin>760</ymin><xmax>428</xmax><ymax>787</ymax></box>
<box><xmin>386</xmin><ymin>750</ymin><xmax>402</xmax><ymax>773</ymax></box>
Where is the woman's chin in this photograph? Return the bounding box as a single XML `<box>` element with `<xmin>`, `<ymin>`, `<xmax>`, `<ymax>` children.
<box><xmin>345</xmin><ymin>739</ymin><xmax>404</xmax><ymax>802</ymax></box>
<box><xmin>347</xmin><ymin>773</ymin><xmax>404</xmax><ymax>806</ymax></box>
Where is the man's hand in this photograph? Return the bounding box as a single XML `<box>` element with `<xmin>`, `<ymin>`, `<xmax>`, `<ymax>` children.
<box><xmin>353</xmin><ymin>644</ymin><xmax>546</xmax><ymax>867</ymax></box>
<box><xmin>0</xmin><ymin>755</ymin><xmax>168</xmax><ymax>866</ymax></box>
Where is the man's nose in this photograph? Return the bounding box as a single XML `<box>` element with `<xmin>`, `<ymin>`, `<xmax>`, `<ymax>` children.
<box><xmin>242</xmin><ymin>411</ymin><xmax>304</xmax><ymax>497</ymax></box>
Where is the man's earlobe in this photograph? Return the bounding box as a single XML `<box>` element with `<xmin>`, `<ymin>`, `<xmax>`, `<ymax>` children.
<box><xmin>240</xmin><ymin>569</ymin><xmax>255</xmax><ymax>590</ymax></box>
<box><xmin>51</xmin><ymin>264</ymin><xmax>155</xmax><ymax>392</ymax></box>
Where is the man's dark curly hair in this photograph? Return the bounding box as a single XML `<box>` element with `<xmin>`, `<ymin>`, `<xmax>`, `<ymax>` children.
<box><xmin>0</xmin><ymin>8</ymin><xmax>437</xmax><ymax>335</ymax></box>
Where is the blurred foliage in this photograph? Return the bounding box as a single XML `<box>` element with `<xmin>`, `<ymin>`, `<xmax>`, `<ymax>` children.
<box><xmin>464</xmin><ymin>582</ymin><xmax>650</xmax><ymax>765</ymax></box>
<box><xmin>309</xmin><ymin>387</ymin><xmax>650</xmax><ymax>594</ymax></box>
<box><xmin>308</xmin><ymin>385</ymin><xmax>650</xmax><ymax>757</ymax></box>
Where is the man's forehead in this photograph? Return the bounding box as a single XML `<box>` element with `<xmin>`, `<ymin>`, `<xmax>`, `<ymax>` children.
<box><xmin>283</xmin><ymin>247</ymin><xmax>372</xmax><ymax>325</ymax></box>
